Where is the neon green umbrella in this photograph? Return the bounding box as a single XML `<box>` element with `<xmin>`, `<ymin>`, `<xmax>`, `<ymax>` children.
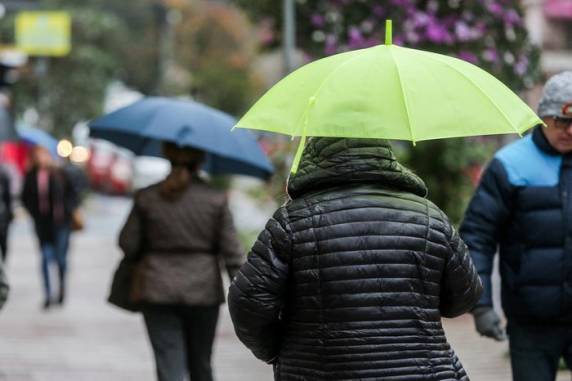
<box><xmin>236</xmin><ymin>21</ymin><xmax>543</xmax><ymax>172</ymax></box>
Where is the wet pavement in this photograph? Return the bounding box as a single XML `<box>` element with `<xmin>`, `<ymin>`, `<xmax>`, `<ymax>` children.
<box><xmin>0</xmin><ymin>194</ymin><xmax>568</xmax><ymax>381</ymax></box>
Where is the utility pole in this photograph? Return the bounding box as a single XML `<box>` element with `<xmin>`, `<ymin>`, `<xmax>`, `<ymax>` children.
<box><xmin>154</xmin><ymin>1</ymin><xmax>180</xmax><ymax>95</ymax></box>
<box><xmin>1</xmin><ymin>1</ymin><xmax>39</xmax><ymax>12</ymax></box>
<box><xmin>154</xmin><ymin>3</ymin><xmax>168</xmax><ymax>95</ymax></box>
<box><xmin>282</xmin><ymin>0</ymin><xmax>296</xmax><ymax>76</ymax></box>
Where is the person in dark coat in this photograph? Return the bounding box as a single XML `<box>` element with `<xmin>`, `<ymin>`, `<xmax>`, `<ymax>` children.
<box><xmin>0</xmin><ymin>166</ymin><xmax>13</xmax><ymax>261</ymax></box>
<box><xmin>116</xmin><ymin>143</ymin><xmax>244</xmax><ymax>381</ymax></box>
<box><xmin>460</xmin><ymin>71</ymin><xmax>572</xmax><ymax>381</ymax></box>
<box><xmin>228</xmin><ymin>137</ymin><xmax>482</xmax><ymax>381</ymax></box>
<box><xmin>22</xmin><ymin>146</ymin><xmax>78</xmax><ymax>309</ymax></box>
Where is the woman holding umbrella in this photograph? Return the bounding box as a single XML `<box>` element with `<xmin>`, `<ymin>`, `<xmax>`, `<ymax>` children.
<box><xmin>90</xmin><ymin>96</ymin><xmax>271</xmax><ymax>380</ymax></box>
<box><xmin>227</xmin><ymin>21</ymin><xmax>542</xmax><ymax>381</ymax></box>
<box><xmin>114</xmin><ymin>142</ymin><xmax>244</xmax><ymax>381</ymax></box>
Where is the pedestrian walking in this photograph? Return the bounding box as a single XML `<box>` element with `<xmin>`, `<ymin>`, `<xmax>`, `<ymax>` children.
<box><xmin>21</xmin><ymin>146</ymin><xmax>78</xmax><ymax>309</ymax></box>
<box><xmin>0</xmin><ymin>165</ymin><xmax>13</xmax><ymax>261</ymax></box>
<box><xmin>228</xmin><ymin>137</ymin><xmax>483</xmax><ymax>380</ymax></box>
<box><xmin>110</xmin><ymin>142</ymin><xmax>244</xmax><ymax>381</ymax></box>
<box><xmin>460</xmin><ymin>71</ymin><xmax>572</xmax><ymax>381</ymax></box>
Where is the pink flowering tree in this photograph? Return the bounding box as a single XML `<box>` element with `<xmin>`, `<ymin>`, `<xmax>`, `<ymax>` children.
<box><xmin>238</xmin><ymin>0</ymin><xmax>539</xmax><ymax>89</ymax></box>
<box><xmin>235</xmin><ymin>0</ymin><xmax>540</xmax><ymax>222</ymax></box>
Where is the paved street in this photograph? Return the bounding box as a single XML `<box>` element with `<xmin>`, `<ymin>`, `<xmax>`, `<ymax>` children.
<box><xmin>0</xmin><ymin>194</ymin><xmax>568</xmax><ymax>381</ymax></box>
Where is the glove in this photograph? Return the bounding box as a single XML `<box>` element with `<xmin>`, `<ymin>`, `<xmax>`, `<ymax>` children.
<box><xmin>472</xmin><ymin>306</ymin><xmax>507</xmax><ymax>341</ymax></box>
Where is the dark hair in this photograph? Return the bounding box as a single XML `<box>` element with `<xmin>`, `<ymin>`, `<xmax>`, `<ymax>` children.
<box><xmin>159</xmin><ymin>142</ymin><xmax>205</xmax><ymax>200</ymax></box>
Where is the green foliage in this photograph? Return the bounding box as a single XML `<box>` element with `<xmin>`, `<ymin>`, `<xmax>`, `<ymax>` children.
<box><xmin>235</xmin><ymin>0</ymin><xmax>539</xmax><ymax>220</ymax></box>
<box><xmin>398</xmin><ymin>138</ymin><xmax>495</xmax><ymax>224</ymax></box>
<box><xmin>4</xmin><ymin>3</ymin><xmax>124</xmax><ymax>137</ymax></box>
<box><xmin>174</xmin><ymin>1</ymin><xmax>263</xmax><ymax>116</ymax></box>
<box><xmin>236</xmin><ymin>0</ymin><xmax>540</xmax><ymax>91</ymax></box>
<box><xmin>191</xmin><ymin>63</ymin><xmax>261</xmax><ymax>116</ymax></box>
<box><xmin>4</xmin><ymin>0</ymin><xmax>262</xmax><ymax>136</ymax></box>
<box><xmin>88</xmin><ymin>0</ymin><xmax>160</xmax><ymax>94</ymax></box>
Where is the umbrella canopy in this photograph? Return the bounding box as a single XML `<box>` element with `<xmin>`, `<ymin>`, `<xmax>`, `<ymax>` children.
<box><xmin>18</xmin><ymin>126</ymin><xmax>59</xmax><ymax>157</ymax></box>
<box><xmin>236</xmin><ymin>21</ymin><xmax>542</xmax><ymax>172</ymax></box>
<box><xmin>89</xmin><ymin>97</ymin><xmax>273</xmax><ymax>180</ymax></box>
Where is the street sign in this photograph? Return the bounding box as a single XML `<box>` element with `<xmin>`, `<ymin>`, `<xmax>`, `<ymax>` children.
<box><xmin>15</xmin><ymin>11</ymin><xmax>71</xmax><ymax>57</ymax></box>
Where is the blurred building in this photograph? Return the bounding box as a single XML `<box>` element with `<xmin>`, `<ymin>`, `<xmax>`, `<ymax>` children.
<box><xmin>524</xmin><ymin>0</ymin><xmax>572</xmax><ymax>105</ymax></box>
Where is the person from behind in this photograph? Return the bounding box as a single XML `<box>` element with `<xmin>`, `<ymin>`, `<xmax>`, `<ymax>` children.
<box><xmin>21</xmin><ymin>146</ymin><xmax>78</xmax><ymax>309</ymax></box>
<box><xmin>460</xmin><ymin>71</ymin><xmax>572</xmax><ymax>381</ymax></box>
<box><xmin>115</xmin><ymin>142</ymin><xmax>244</xmax><ymax>381</ymax></box>
<box><xmin>229</xmin><ymin>137</ymin><xmax>482</xmax><ymax>381</ymax></box>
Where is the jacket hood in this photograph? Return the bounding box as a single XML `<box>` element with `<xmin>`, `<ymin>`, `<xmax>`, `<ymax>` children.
<box><xmin>287</xmin><ymin>137</ymin><xmax>428</xmax><ymax>199</ymax></box>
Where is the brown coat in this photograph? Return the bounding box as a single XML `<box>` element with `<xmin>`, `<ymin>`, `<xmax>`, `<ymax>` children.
<box><xmin>118</xmin><ymin>178</ymin><xmax>244</xmax><ymax>306</ymax></box>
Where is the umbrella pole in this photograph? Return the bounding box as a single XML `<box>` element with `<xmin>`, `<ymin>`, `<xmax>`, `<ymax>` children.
<box><xmin>290</xmin><ymin>133</ymin><xmax>306</xmax><ymax>174</ymax></box>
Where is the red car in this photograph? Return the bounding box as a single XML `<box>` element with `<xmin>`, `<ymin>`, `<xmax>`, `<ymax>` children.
<box><xmin>86</xmin><ymin>140</ymin><xmax>132</xmax><ymax>195</ymax></box>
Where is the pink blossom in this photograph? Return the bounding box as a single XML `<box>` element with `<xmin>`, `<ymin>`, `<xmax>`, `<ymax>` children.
<box><xmin>412</xmin><ymin>11</ymin><xmax>431</xmax><ymax>28</ymax></box>
<box><xmin>325</xmin><ymin>35</ymin><xmax>338</xmax><ymax>55</ymax></box>
<box><xmin>364</xmin><ymin>37</ymin><xmax>381</xmax><ymax>48</ymax></box>
<box><xmin>455</xmin><ymin>21</ymin><xmax>473</xmax><ymax>41</ymax></box>
<box><xmin>504</xmin><ymin>10</ymin><xmax>521</xmax><ymax>25</ymax></box>
<box><xmin>406</xmin><ymin>31</ymin><xmax>420</xmax><ymax>44</ymax></box>
<box><xmin>311</xmin><ymin>14</ymin><xmax>326</xmax><ymax>28</ymax></box>
<box><xmin>372</xmin><ymin>5</ymin><xmax>385</xmax><ymax>18</ymax></box>
<box><xmin>425</xmin><ymin>21</ymin><xmax>453</xmax><ymax>44</ymax></box>
<box><xmin>483</xmin><ymin>49</ymin><xmax>499</xmax><ymax>63</ymax></box>
<box><xmin>487</xmin><ymin>2</ymin><xmax>504</xmax><ymax>16</ymax></box>
<box><xmin>348</xmin><ymin>26</ymin><xmax>364</xmax><ymax>44</ymax></box>
<box><xmin>514</xmin><ymin>58</ymin><xmax>528</xmax><ymax>76</ymax></box>
<box><xmin>457</xmin><ymin>51</ymin><xmax>479</xmax><ymax>64</ymax></box>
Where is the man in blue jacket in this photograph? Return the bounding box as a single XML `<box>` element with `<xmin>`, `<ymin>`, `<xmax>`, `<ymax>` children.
<box><xmin>460</xmin><ymin>71</ymin><xmax>572</xmax><ymax>381</ymax></box>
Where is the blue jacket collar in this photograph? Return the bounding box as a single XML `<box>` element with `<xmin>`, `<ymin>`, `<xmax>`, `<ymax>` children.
<box><xmin>533</xmin><ymin>126</ymin><xmax>560</xmax><ymax>156</ymax></box>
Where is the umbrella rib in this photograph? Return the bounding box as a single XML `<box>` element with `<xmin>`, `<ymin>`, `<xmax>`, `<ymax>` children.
<box><xmin>387</xmin><ymin>48</ymin><xmax>416</xmax><ymax>144</ymax></box>
<box><xmin>293</xmin><ymin>51</ymin><xmax>364</xmax><ymax>137</ymax></box>
<box><xmin>423</xmin><ymin>53</ymin><xmax>521</xmax><ymax>136</ymax></box>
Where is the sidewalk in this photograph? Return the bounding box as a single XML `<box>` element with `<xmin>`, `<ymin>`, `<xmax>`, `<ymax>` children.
<box><xmin>0</xmin><ymin>194</ymin><xmax>568</xmax><ymax>380</ymax></box>
<box><xmin>0</xmin><ymin>195</ymin><xmax>270</xmax><ymax>381</ymax></box>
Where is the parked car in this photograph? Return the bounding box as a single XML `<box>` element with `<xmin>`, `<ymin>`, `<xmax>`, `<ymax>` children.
<box><xmin>87</xmin><ymin>139</ymin><xmax>132</xmax><ymax>194</ymax></box>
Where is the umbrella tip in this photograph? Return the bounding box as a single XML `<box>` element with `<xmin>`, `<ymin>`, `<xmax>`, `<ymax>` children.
<box><xmin>385</xmin><ymin>20</ymin><xmax>392</xmax><ymax>45</ymax></box>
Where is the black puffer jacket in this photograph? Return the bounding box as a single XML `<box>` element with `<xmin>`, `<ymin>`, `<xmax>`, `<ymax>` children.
<box><xmin>229</xmin><ymin>138</ymin><xmax>482</xmax><ymax>381</ymax></box>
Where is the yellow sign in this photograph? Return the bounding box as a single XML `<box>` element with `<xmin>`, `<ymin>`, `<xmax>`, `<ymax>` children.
<box><xmin>16</xmin><ymin>12</ymin><xmax>71</xmax><ymax>57</ymax></box>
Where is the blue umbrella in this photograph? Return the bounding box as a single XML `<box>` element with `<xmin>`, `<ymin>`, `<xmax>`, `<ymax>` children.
<box><xmin>18</xmin><ymin>126</ymin><xmax>59</xmax><ymax>157</ymax></box>
<box><xmin>89</xmin><ymin>97</ymin><xmax>274</xmax><ymax>179</ymax></box>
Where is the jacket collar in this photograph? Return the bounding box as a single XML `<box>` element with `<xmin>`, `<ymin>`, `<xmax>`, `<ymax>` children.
<box><xmin>287</xmin><ymin>138</ymin><xmax>428</xmax><ymax>199</ymax></box>
<box><xmin>532</xmin><ymin>126</ymin><xmax>561</xmax><ymax>156</ymax></box>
